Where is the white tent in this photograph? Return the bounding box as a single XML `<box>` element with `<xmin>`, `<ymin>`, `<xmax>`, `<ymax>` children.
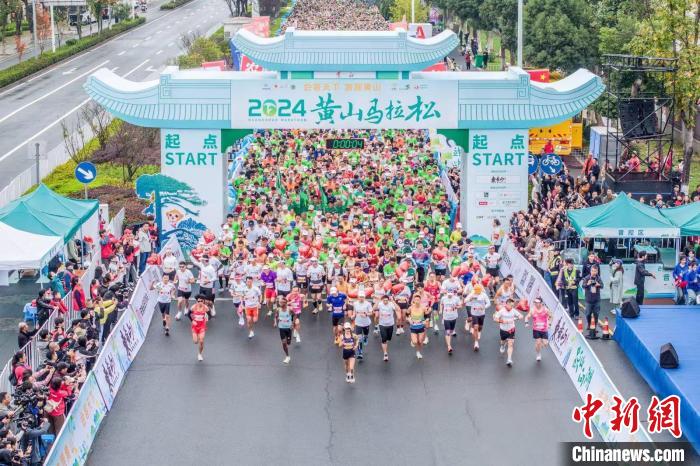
<box><xmin>0</xmin><ymin>221</ymin><xmax>63</xmax><ymax>270</ymax></box>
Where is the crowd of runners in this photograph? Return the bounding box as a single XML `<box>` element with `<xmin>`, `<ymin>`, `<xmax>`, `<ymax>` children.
<box><xmin>281</xmin><ymin>0</ymin><xmax>388</xmax><ymax>32</ymax></box>
<box><xmin>151</xmin><ymin>129</ymin><xmax>554</xmax><ymax>383</ymax></box>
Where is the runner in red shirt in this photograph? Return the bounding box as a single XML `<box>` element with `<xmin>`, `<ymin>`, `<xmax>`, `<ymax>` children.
<box><xmin>188</xmin><ymin>295</ymin><xmax>210</xmax><ymax>361</ymax></box>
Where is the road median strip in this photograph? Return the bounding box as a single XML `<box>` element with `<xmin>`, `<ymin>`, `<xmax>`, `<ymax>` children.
<box><xmin>0</xmin><ymin>17</ymin><xmax>145</xmax><ymax>89</ymax></box>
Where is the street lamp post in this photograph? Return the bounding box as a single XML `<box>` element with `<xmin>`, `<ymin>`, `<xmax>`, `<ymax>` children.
<box><xmin>34</xmin><ymin>143</ymin><xmax>41</xmax><ymax>184</ymax></box>
<box><xmin>517</xmin><ymin>0</ymin><xmax>523</xmax><ymax>68</ymax></box>
<box><xmin>31</xmin><ymin>0</ymin><xmax>38</xmax><ymax>54</ymax></box>
<box><xmin>411</xmin><ymin>0</ymin><xmax>415</xmax><ymax>24</ymax></box>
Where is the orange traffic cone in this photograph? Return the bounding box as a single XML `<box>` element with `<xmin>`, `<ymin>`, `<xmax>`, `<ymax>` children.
<box><xmin>577</xmin><ymin>316</ymin><xmax>584</xmax><ymax>332</ymax></box>
<box><xmin>586</xmin><ymin>314</ymin><xmax>599</xmax><ymax>340</ymax></box>
<box><xmin>601</xmin><ymin>317</ymin><xmax>611</xmax><ymax>340</ymax></box>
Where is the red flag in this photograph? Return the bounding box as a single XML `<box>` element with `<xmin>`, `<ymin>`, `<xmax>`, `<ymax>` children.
<box><xmin>527</xmin><ymin>69</ymin><xmax>550</xmax><ymax>83</ymax></box>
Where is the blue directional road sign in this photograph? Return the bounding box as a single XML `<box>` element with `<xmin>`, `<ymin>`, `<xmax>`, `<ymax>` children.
<box><xmin>539</xmin><ymin>153</ymin><xmax>563</xmax><ymax>175</ymax></box>
<box><xmin>528</xmin><ymin>153</ymin><xmax>539</xmax><ymax>175</ymax></box>
<box><xmin>75</xmin><ymin>161</ymin><xmax>97</xmax><ymax>184</ymax></box>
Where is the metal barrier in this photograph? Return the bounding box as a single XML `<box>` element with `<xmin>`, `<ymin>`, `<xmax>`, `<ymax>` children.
<box><xmin>0</xmin><ymin>245</ymin><xmax>97</xmax><ymax>395</ymax></box>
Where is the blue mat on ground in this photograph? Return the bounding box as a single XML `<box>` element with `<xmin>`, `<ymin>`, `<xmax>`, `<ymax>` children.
<box><xmin>614</xmin><ymin>306</ymin><xmax>700</xmax><ymax>452</ymax></box>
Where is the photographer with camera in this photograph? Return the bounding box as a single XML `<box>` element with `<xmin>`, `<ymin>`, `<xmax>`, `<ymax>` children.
<box><xmin>45</xmin><ymin>377</ymin><xmax>73</xmax><ymax>435</ymax></box>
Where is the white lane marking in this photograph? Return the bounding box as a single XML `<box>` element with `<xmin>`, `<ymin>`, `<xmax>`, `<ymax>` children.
<box><xmin>124</xmin><ymin>59</ymin><xmax>150</xmax><ymax>77</ymax></box>
<box><xmin>117</xmin><ymin>50</ymin><xmax>126</xmax><ymax>56</ymax></box>
<box><xmin>155</xmin><ymin>50</ymin><xmax>163</xmax><ymax>55</ymax></box>
<box><xmin>0</xmin><ymin>60</ymin><xmax>151</xmax><ymax>164</ymax></box>
<box><xmin>144</xmin><ymin>65</ymin><xmax>159</xmax><ymax>73</ymax></box>
<box><xmin>61</xmin><ymin>67</ymin><xmax>77</xmax><ymax>75</ymax></box>
<box><xmin>0</xmin><ymin>98</ymin><xmax>90</xmax><ymax>164</ymax></box>
<box><xmin>110</xmin><ymin>67</ymin><xmax>119</xmax><ymax>72</ymax></box>
<box><xmin>145</xmin><ymin>36</ymin><xmax>152</xmax><ymax>41</ymax></box>
<box><xmin>132</xmin><ymin>43</ymin><xmax>139</xmax><ymax>48</ymax></box>
<box><xmin>0</xmin><ymin>60</ymin><xmax>109</xmax><ymax>125</ymax></box>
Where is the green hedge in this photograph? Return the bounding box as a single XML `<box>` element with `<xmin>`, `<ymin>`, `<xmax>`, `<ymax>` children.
<box><xmin>0</xmin><ymin>17</ymin><xmax>145</xmax><ymax>89</ymax></box>
<box><xmin>161</xmin><ymin>0</ymin><xmax>194</xmax><ymax>10</ymax></box>
<box><xmin>3</xmin><ymin>22</ymin><xmax>30</xmax><ymax>38</ymax></box>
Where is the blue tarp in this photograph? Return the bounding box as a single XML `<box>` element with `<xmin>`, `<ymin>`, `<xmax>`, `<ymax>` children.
<box><xmin>614</xmin><ymin>306</ymin><xmax>700</xmax><ymax>453</ymax></box>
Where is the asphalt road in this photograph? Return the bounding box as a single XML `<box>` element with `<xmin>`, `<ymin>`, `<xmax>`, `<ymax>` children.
<box><xmin>89</xmin><ymin>295</ymin><xmax>592</xmax><ymax>466</ymax></box>
<box><xmin>0</xmin><ymin>0</ymin><xmax>229</xmax><ymax>189</ymax></box>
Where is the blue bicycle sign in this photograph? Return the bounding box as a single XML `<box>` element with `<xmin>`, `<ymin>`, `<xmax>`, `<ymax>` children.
<box><xmin>528</xmin><ymin>153</ymin><xmax>539</xmax><ymax>175</ymax></box>
<box><xmin>539</xmin><ymin>153</ymin><xmax>563</xmax><ymax>175</ymax></box>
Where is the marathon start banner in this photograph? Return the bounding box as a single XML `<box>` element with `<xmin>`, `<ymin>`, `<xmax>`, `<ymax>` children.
<box><xmin>231</xmin><ymin>79</ymin><xmax>459</xmax><ymax>129</ymax></box>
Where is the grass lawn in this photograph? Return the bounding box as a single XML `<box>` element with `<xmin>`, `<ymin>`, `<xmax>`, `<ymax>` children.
<box><xmin>37</xmin><ymin>161</ymin><xmax>159</xmax><ymax>196</ymax></box>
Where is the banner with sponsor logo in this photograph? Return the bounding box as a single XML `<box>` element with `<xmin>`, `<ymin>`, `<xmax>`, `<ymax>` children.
<box><xmin>231</xmin><ymin>79</ymin><xmax>458</xmax><ymax>129</ymax></box>
<box><xmin>498</xmin><ymin>239</ymin><xmax>652</xmax><ymax>443</ymax></box>
<box><xmin>461</xmin><ymin>130</ymin><xmax>528</xmax><ymax>238</ymax></box>
<box><xmin>129</xmin><ymin>265</ymin><xmax>162</xmax><ymax>334</ymax></box>
<box><xmin>44</xmin><ymin>373</ymin><xmax>107</xmax><ymax>466</ymax></box>
<box><xmin>45</xmin><ymin>263</ymin><xmax>161</xmax><ymax>465</ymax></box>
<box><xmin>160</xmin><ymin>129</ymin><xmax>227</xmax><ymax>242</ymax></box>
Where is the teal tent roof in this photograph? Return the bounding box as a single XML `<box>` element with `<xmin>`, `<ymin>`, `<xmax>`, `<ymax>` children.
<box><xmin>0</xmin><ymin>184</ymin><xmax>98</xmax><ymax>241</ymax></box>
<box><xmin>567</xmin><ymin>194</ymin><xmax>679</xmax><ymax>238</ymax></box>
<box><xmin>659</xmin><ymin>202</ymin><xmax>700</xmax><ymax>236</ymax></box>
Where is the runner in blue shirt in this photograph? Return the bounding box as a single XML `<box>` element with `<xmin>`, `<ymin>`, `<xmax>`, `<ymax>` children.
<box><xmin>327</xmin><ymin>287</ymin><xmax>347</xmax><ymax>345</ymax></box>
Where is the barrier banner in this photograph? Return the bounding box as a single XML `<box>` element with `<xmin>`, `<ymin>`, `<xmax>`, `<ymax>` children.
<box><xmin>44</xmin><ymin>373</ymin><xmax>107</xmax><ymax>466</ymax></box>
<box><xmin>93</xmin><ymin>335</ymin><xmax>126</xmax><ymax>410</ymax></box>
<box><xmin>129</xmin><ymin>265</ymin><xmax>162</xmax><ymax>329</ymax></box>
<box><xmin>94</xmin><ymin>307</ymin><xmax>148</xmax><ymax>410</ymax></box>
<box><xmin>498</xmin><ymin>239</ymin><xmax>652</xmax><ymax>443</ymax></box>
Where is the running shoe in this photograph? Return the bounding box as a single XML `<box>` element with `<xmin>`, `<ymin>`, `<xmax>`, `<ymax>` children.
<box><xmin>433</xmin><ymin>325</ymin><xmax>439</xmax><ymax>335</ymax></box>
<box><xmin>473</xmin><ymin>342</ymin><xmax>479</xmax><ymax>351</ymax></box>
<box><xmin>536</xmin><ymin>353</ymin><xmax>542</xmax><ymax>362</ymax></box>
<box><xmin>165</xmin><ymin>328</ymin><xmax>170</xmax><ymax>336</ymax></box>
<box><xmin>357</xmin><ymin>353</ymin><xmax>363</xmax><ymax>361</ymax></box>
<box><xmin>499</xmin><ymin>344</ymin><xmax>506</xmax><ymax>354</ymax></box>
<box><xmin>349</xmin><ymin>375</ymin><xmax>356</xmax><ymax>384</ymax></box>
<box><xmin>373</xmin><ymin>325</ymin><xmax>380</xmax><ymax>335</ymax></box>
<box><xmin>506</xmin><ymin>359</ymin><xmax>513</xmax><ymax>367</ymax></box>
<box><xmin>266</xmin><ymin>310</ymin><xmax>273</xmax><ymax>317</ymax></box>
<box><xmin>211</xmin><ymin>306</ymin><xmax>216</xmax><ymax>317</ymax></box>
<box><xmin>248</xmin><ymin>330</ymin><xmax>254</xmax><ymax>339</ymax></box>
<box><xmin>197</xmin><ymin>353</ymin><xmax>203</xmax><ymax>361</ymax></box>
<box><xmin>383</xmin><ymin>353</ymin><xmax>389</xmax><ymax>362</ymax></box>
<box><xmin>175</xmin><ymin>312</ymin><xmax>182</xmax><ymax>321</ymax></box>
<box><xmin>424</xmin><ymin>336</ymin><xmax>429</xmax><ymax>345</ymax></box>
<box><xmin>312</xmin><ymin>308</ymin><xmax>319</xmax><ymax>315</ymax></box>
<box><xmin>448</xmin><ymin>347</ymin><xmax>453</xmax><ymax>355</ymax></box>
<box><xmin>238</xmin><ymin>316</ymin><xmax>245</xmax><ymax>327</ymax></box>
<box><xmin>410</xmin><ymin>341</ymin><xmax>415</xmax><ymax>348</ymax></box>
<box><xmin>283</xmin><ymin>356</ymin><xmax>291</xmax><ymax>364</ymax></box>
<box><xmin>416</xmin><ymin>351</ymin><xmax>423</xmax><ymax>359</ymax></box>
<box><xmin>295</xmin><ymin>334</ymin><xmax>301</xmax><ymax>344</ymax></box>
<box><xmin>345</xmin><ymin>374</ymin><xmax>351</xmax><ymax>383</ymax></box>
